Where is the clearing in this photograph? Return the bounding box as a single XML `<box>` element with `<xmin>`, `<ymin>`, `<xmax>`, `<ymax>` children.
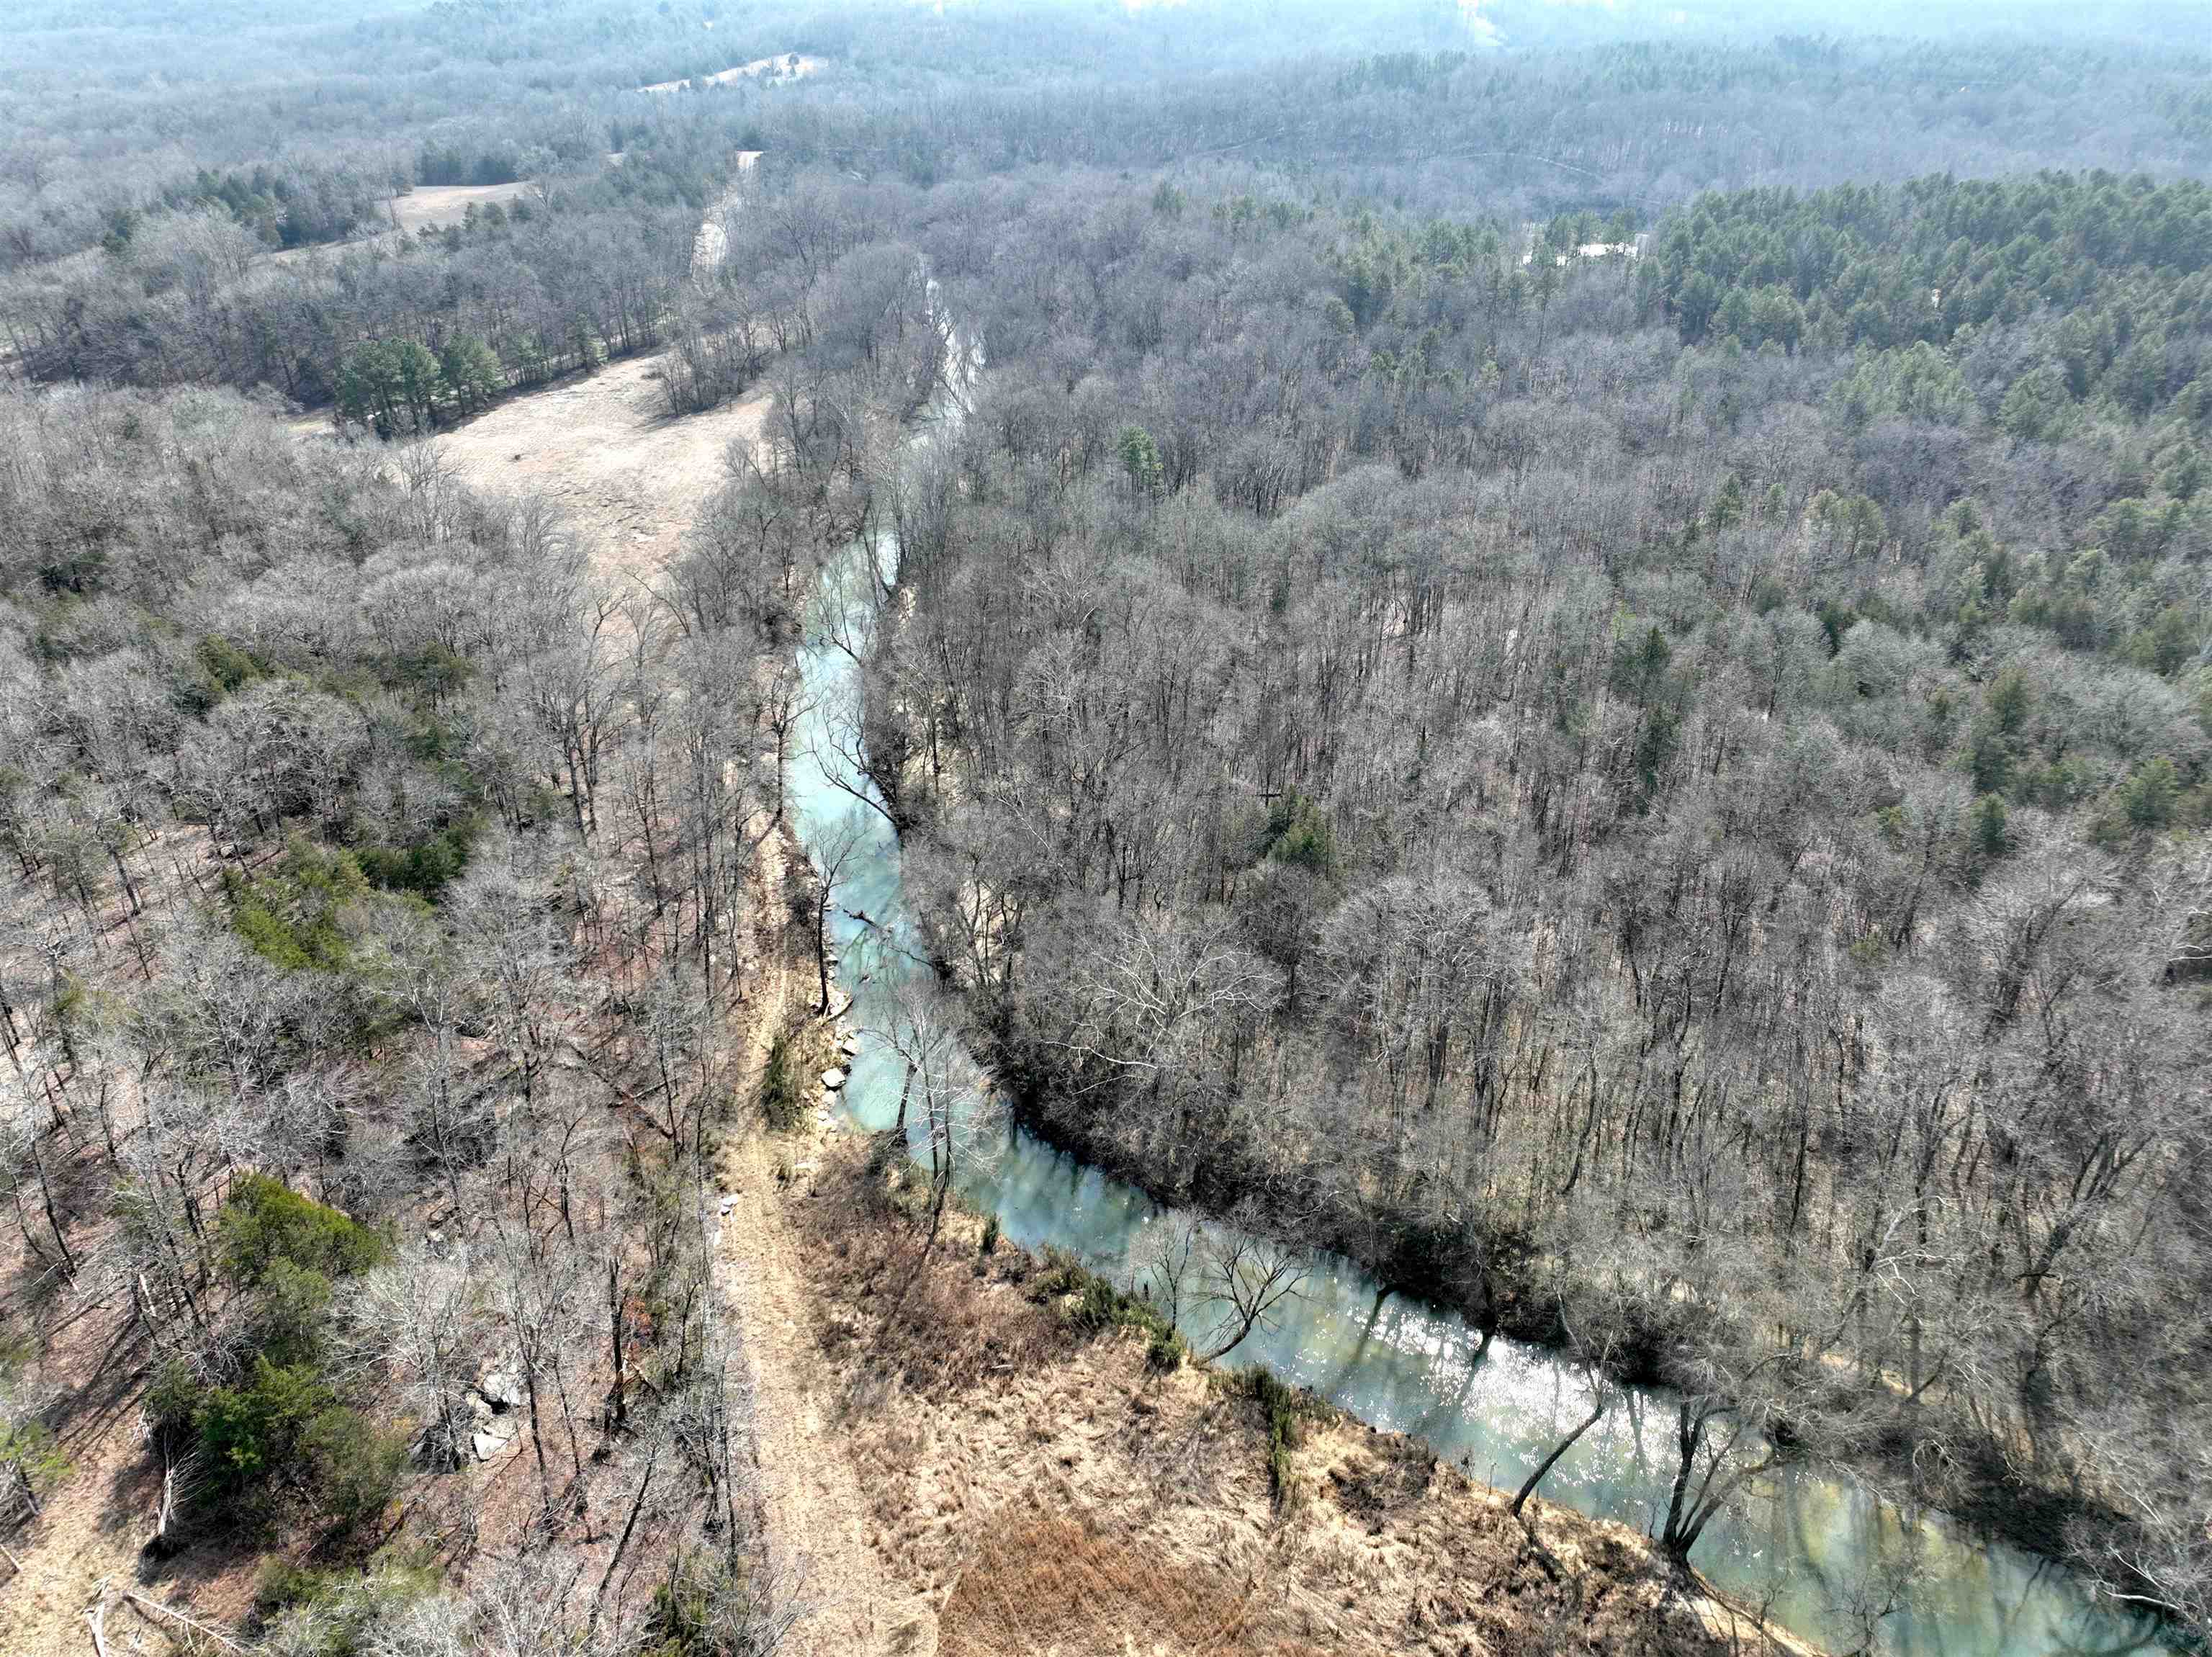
<box><xmin>425</xmin><ymin>355</ymin><xmax>770</xmax><ymax>596</ymax></box>
<box><xmin>421</xmin><ymin>149</ymin><xmax>765</xmax><ymax>586</ymax></box>
<box><xmin>261</xmin><ymin>181</ymin><xmax>544</xmax><ymax>266</ymax></box>
<box><xmin>639</xmin><ymin>54</ymin><xmax>822</xmax><ymax>94</ymax></box>
<box><xmin>385</xmin><ymin>180</ymin><xmax>541</xmax><ymax>236</ymax></box>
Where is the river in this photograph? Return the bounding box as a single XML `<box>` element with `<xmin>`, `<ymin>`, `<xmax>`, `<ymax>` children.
<box><xmin>781</xmin><ymin>362</ymin><xmax>2179</xmax><ymax>1657</ymax></box>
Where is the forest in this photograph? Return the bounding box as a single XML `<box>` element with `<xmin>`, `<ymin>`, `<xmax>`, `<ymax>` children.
<box><xmin>1</xmin><ymin>1</ymin><xmax>2208</xmax><ymax>1654</ymax></box>
<box><xmin>860</xmin><ymin>156</ymin><xmax>2212</xmax><ymax>1603</ymax></box>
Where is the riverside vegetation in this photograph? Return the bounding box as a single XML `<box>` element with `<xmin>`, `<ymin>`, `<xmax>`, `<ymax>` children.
<box><xmin>0</xmin><ymin>0</ymin><xmax>2208</xmax><ymax>1653</ymax></box>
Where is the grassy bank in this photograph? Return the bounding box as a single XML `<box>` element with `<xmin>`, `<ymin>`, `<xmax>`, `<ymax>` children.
<box><xmin>762</xmin><ymin>1125</ymin><xmax>1818</xmax><ymax>1657</ymax></box>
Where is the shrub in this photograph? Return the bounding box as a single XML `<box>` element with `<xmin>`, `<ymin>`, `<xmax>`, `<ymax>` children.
<box><xmin>1069</xmin><ymin>1275</ymin><xmax>1123</xmax><ymax>1334</ymax></box>
<box><xmin>198</xmin><ymin>1357</ymin><xmax>335</xmax><ymax>1496</ymax></box>
<box><xmin>354</xmin><ymin>819</ymin><xmax>475</xmax><ymax>898</ymax></box>
<box><xmin>1031</xmin><ymin>1248</ymin><xmax>1179</xmax><ymax>1347</ymax></box>
<box><xmin>192</xmin><ymin>1358</ymin><xmax>404</xmax><ymax>1533</ymax></box>
<box><xmin>196</xmin><ymin>634</ymin><xmax>264</xmax><ymax>696</ymax></box>
<box><xmin>255</xmin><ymin>1558</ymin><xmax>444</xmax><ymax>1652</ymax></box>
<box><xmin>1230</xmin><ymin>1366</ymin><xmax>1309</xmax><ymax>1508</ymax></box>
<box><xmin>222</xmin><ymin>838</ymin><xmax>371</xmax><ymax>971</ymax></box>
<box><xmin>300</xmin><ymin>1408</ymin><xmax>409</xmax><ymax>1534</ymax></box>
<box><xmin>246</xmin><ymin>1256</ymin><xmax>337</xmax><ymax>1368</ymax></box>
<box><xmin>0</xmin><ymin>1415</ymin><xmax>67</xmax><ymax>1521</ymax></box>
<box><xmin>1261</xmin><ymin>789</ymin><xmax>1337</xmax><ymax>874</ymax></box>
<box><xmin>1144</xmin><ymin>1326</ymin><xmax>1187</xmax><ymax>1374</ymax></box>
<box><xmin>144</xmin><ymin>1357</ymin><xmax>204</xmax><ymax>1443</ymax></box>
<box><xmin>219</xmin><ymin>1173</ymin><xmax>389</xmax><ymax>1286</ymax></box>
<box><xmin>758</xmin><ymin>1031</ymin><xmax>806</xmax><ymax>1131</ymax></box>
<box><xmin>644</xmin><ymin>1550</ymin><xmax>787</xmax><ymax>1657</ymax></box>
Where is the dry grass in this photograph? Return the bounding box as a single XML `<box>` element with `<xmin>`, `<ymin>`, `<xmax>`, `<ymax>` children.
<box><xmin>759</xmin><ymin>1139</ymin><xmax>1818</xmax><ymax>1657</ymax></box>
<box><xmin>938</xmin><ymin>1516</ymin><xmax>1325</xmax><ymax>1657</ymax></box>
<box><xmin>420</xmin><ymin>353</ymin><xmax>771</xmax><ymax>600</ymax></box>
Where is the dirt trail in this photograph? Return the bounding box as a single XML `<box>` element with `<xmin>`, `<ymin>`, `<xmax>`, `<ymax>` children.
<box><xmin>701</xmin><ymin>803</ymin><xmax>919</xmax><ymax>1654</ymax></box>
<box><xmin>428</xmin><ymin>227</ymin><xmax>904</xmax><ymax>1643</ymax></box>
<box><xmin>721</xmin><ymin>1129</ymin><xmax>929</xmax><ymax>1657</ymax></box>
<box><xmin>691</xmin><ymin>152</ymin><xmax>763</xmax><ymax>286</ymax></box>
<box><xmin>438</xmin><ymin>351</ymin><xmax>907</xmax><ymax>1651</ymax></box>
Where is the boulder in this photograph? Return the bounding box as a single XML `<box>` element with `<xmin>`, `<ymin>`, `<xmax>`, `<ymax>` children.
<box><xmin>472</xmin><ymin>1432</ymin><xmax>508</xmax><ymax>1462</ymax></box>
<box><xmin>821</xmin><ymin>1067</ymin><xmax>847</xmax><ymax>1090</ymax></box>
<box><xmin>2164</xmin><ymin>910</ymin><xmax>2212</xmax><ymax>984</ymax></box>
<box><xmin>479</xmin><ymin>1371</ymin><xmax>524</xmax><ymax>1411</ymax></box>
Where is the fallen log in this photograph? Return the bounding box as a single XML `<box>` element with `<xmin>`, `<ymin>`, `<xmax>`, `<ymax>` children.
<box><xmin>122</xmin><ymin>1590</ymin><xmax>246</xmax><ymax>1653</ymax></box>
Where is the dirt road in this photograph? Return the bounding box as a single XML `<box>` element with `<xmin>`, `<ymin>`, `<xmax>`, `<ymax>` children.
<box><xmin>720</xmin><ymin>1126</ymin><xmax>931</xmax><ymax>1657</ymax></box>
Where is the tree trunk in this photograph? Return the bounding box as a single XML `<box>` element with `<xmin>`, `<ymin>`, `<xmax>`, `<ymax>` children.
<box><xmin>1512</xmin><ymin>1397</ymin><xmax>1606</xmax><ymax>1517</ymax></box>
<box><xmin>607</xmin><ymin>1257</ymin><xmax>628</xmax><ymax>1433</ymax></box>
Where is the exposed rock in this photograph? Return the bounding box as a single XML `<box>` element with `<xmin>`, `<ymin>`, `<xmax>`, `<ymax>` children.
<box><xmin>472</xmin><ymin>1431</ymin><xmax>508</xmax><ymax>1462</ymax></box>
<box><xmin>2164</xmin><ymin>910</ymin><xmax>2212</xmax><ymax>983</ymax></box>
<box><xmin>479</xmin><ymin>1371</ymin><xmax>524</xmax><ymax>1411</ymax></box>
<box><xmin>821</xmin><ymin>1067</ymin><xmax>847</xmax><ymax>1090</ymax></box>
<box><xmin>838</xmin><ymin>1034</ymin><xmax>861</xmax><ymax>1056</ymax></box>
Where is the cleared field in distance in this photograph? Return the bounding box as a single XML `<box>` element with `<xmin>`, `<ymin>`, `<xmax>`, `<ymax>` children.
<box><xmin>385</xmin><ymin>180</ymin><xmax>540</xmax><ymax>235</ymax></box>
<box><xmin>639</xmin><ymin>53</ymin><xmax>822</xmax><ymax>93</ymax></box>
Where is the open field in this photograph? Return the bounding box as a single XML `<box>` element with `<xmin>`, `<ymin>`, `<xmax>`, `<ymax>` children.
<box><xmin>385</xmin><ymin>180</ymin><xmax>540</xmax><ymax>235</ymax></box>
<box><xmin>426</xmin><ymin>354</ymin><xmax>771</xmax><ymax>597</ymax></box>
<box><xmin>256</xmin><ymin>181</ymin><xmax>543</xmax><ymax>266</ymax></box>
<box><xmin>639</xmin><ymin>53</ymin><xmax>823</xmax><ymax>93</ymax></box>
